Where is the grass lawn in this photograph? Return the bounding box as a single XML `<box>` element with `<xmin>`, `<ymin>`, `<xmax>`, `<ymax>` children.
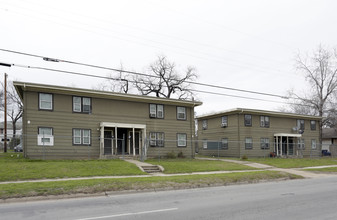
<box><xmin>0</xmin><ymin>153</ymin><xmax>146</xmax><ymax>182</ymax></box>
<box><xmin>146</xmin><ymin>159</ymin><xmax>256</xmax><ymax>173</ymax></box>
<box><xmin>246</xmin><ymin>158</ymin><xmax>337</xmax><ymax>168</ymax></box>
<box><xmin>0</xmin><ymin>171</ymin><xmax>301</xmax><ymax>199</ymax></box>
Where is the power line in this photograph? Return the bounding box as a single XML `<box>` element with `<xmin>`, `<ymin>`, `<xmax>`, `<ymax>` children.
<box><xmin>0</xmin><ymin>48</ymin><xmax>289</xmax><ymax>99</ymax></box>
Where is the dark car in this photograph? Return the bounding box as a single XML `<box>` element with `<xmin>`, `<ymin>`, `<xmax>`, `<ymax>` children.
<box><xmin>14</xmin><ymin>144</ymin><xmax>23</xmax><ymax>152</ymax></box>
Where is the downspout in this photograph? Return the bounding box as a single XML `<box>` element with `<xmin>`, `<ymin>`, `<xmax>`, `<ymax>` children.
<box><xmin>190</xmin><ymin>100</ymin><xmax>195</xmax><ymax>158</ymax></box>
<box><xmin>238</xmin><ymin>109</ymin><xmax>243</xmax><ymax>158</ymax></box>
<box><xmin>23</xmin><ymin>86</ymin><xmax>27</xmax><ymax>158</ymax></box>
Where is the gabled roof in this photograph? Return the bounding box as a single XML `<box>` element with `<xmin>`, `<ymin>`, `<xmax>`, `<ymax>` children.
<box><xmin>196</xmin><ymin>108</ymin><xmax>322</xmax><ymax>120</ymax></box>
<box><xmin>13</xmin><ymin>81</ymin><xmax>202</xmax><ymax>107</ymax></box>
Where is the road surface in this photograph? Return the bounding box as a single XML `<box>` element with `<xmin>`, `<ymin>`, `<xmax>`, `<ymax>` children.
<box><xmin>1</xmin><ymin>176</ymin><xmax>337</xmax><ymax>219</ymax></box>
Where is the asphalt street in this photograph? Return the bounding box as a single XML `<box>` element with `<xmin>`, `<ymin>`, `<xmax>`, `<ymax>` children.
<box><xmin>1</xmin><ymin>176</ymin><xmax>337</xmax><ymax>220</ymax></box>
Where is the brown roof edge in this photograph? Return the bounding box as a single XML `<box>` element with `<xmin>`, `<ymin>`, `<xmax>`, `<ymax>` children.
<box><xmin>13</xmin><ymin>81</ymin><xmax>202</xmax><ymax>107</ymax></box>
<box><xmin>196</xmin><ymin>108</ymin><xmax>322</xmax><ymax>120</ymax></box>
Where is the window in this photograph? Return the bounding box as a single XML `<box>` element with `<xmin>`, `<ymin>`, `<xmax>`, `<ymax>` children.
<box><xmin>149</xmin><ymin>132</ymin><xmax>164</xmax><ymax>147</ymax></box>
<box><xmin>310</xmin><ymin>120</ymin><xmax>316</xmax><ymax>130</ymax></box>
<box><xmin>203</xmin><ymin>139</ymin><xmax>207</xmax><ymax>149</ymax></box>
<box><xmin>260</xmin><ymin>116</ymin><xmax>270</xmax><ymax>128</ymax></box>
<box><xmin>177</xmin><ymin>133</ymin><xmax>187</xmax><ymax>147</ymax></box>
<box><xmin>297</xmin><ymin>139</ymin><xmax>305</xmax><ymax>149</ymax></box>
<box><xmin>311</xmin><ymin>139</ymin><xmax>317</xmax><ymax>149</ymax></box>
<box><xmin>73</xmin><ymin>96</ymin><xmax>91</xmax><ymax>113</ymax></box>
<box><xmin>38</xmin><ymin>127</ymin><xmax>54</xmax><ymax>146</ymax></box>
<box><xmin>202</xmin><ymin>120</ymin><xmax>208</xmax><ymax>130</ymax></box>
<box><xmin>245</xmin><ymin>137</ymin><xmax>253</xmax><ymax>149</ymax></box>
<box><xmin>39</xmin><ymin>93</ymin><xmax>53</xmax><ymax>110</ymax></box>
<box><xmin>297</xmin><ymin>119</ymin><xmax>305</xmax><ymax>130</ymax></box>
<box><xmin>221</xmin><ymin>138</ymin><xmax>228</xmax><ymax>149</ymax></box>
<box><xmin>149</xmin><ymin>104</ymin><xmax>164</xmax><ymax>119</ymax></box>
<box><xmin>177</xmin><ymin>107</ymin><xmax>186</xmax><ymax>120</ymax></box>
<box><xmin>221</xmin><ymin>116</ymin><xmax>228</xmax><ymax>127</ymax></box>
<box><xmin>260</xmin><ymin>138</ymin><xmax>270</xmax><ymax>149</ymax></box>
<box><xmin>244</xmin><ymin>114</ymin><xmax>252</xmax><ymax>126</ymax></box>
<box><xmin>73</xmin><ymin>129</ymin><xmax>91</xmax><ymax>145</ymax></box>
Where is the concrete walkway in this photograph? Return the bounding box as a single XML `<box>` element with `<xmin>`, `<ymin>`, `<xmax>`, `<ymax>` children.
<box><xmin>195</xmin><ymin>157</ymin><xmax>335</xmax><ymax>178</ymax></box>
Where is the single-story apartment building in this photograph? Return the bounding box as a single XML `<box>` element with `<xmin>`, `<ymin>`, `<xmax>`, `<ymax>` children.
<box><xmin>196</xmin><ymin>108</ymin><xmax>322</xmax><ymax>158</ymax></box>
<box><xmin>14</xmin><ymin>81</ymin><xmax>202</xmax><ymax>159</ymax></box>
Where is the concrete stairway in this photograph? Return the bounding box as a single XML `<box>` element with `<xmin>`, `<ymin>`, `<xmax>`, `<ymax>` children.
<box><xmin>141</xmin><ymin>165</ymin><xmax>162</xmax><ymax>173</ymax></box>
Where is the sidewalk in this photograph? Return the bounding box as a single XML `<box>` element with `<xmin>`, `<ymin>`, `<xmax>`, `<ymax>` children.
<box><xmin>196</xmin><ymin>157</ymin><xmax>335</xmax><ymax>178</ymax></box>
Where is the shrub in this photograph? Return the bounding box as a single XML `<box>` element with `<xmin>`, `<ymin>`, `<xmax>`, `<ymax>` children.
<box><xmin>166</xmin><ymin>151</ymin><xmax>177</xmax><ymax>159</ymax></box>
<box><xmin>177</xmin><ymin>151</ymin><xmax>185</xmax><ymax>158</ymax></box>
<box><xmin>241</xmin><ymin>155</ymin><xmax>248</xmax><ymax>160</ymax></box>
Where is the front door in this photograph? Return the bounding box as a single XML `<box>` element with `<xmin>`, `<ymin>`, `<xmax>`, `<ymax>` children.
<box><xmin>104</xmin><ymin>131</ymin><xmax>112</xmax><ymax>155</ymax></box>
<box><xmin>129</xmin><ymin>131</ymin><xmax>140</xmax><ymax>155</ymax></box>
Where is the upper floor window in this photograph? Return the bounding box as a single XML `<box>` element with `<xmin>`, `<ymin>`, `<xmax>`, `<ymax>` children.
<box><xmin>202</xmin><ymin>120</ymin><xmax>208</xmax><ymax>130</ymax></box>
<box><xmin>221</xmin><ymin>116</ymin><xmax>228</xmax><ymax>127</ymax></box>
<box><xmin>260</xmin><ymin>116</ymin><xmax>270</xmax><ymax>128</ymax></box>
<box><xmin>297</xmin><ymin>119</ymin><xmax>305</xmax><ymax>131</ymax></box>
<box><xmin>310</xmin><ymin>120</ymin><xmax>316</xmax><ymax>130</ymax></box>
<box><xmin>260</xmin><ymin>138</ymin><xmax>270</xmax><ymax>149</ymax></box>
<box><xmin>39</xmin><ymin>93</ymin><xmax>53</xmax><ymax>110</ymax></box>
<box><xmin>149</xmin><ymin>132</ymin><xmax>165</xmax><ymax>147</ymax></box>
<box><xmin>245</xmin><ymin>137</ymin><xmax>253</xmax><ymax>149</ymax></box>
<box><xmin>177</xmin><ymin>133</ymin><xmax>187</xmax><ymax>147</ymax></box>
<box><xmin>177</xmin><ymin>107</ymin><xmax>186</xmax><ymax>120</ymax></box>
<box><xmin>244</xmin><ymin>114</ymin><xmax>252</xmax><ymax>126</ymax></box>
<box><xmin>73</xmin><ymin>96</ymin><xmax>91</xmax><ymax>113</ymax></box>
<box><xmin>73</xmin><ymin>128</ymin><xmax>91</xmax><ymax>145</ymax></box>
<box><xmin>221</xmin><ymin>138</ymin><xmax>228</xmax><ymax>149</ymax></box>
<box><xmin>149</xmin><ymin>104</ymin><xmax>164</xmax><ymax>118</ymax></box>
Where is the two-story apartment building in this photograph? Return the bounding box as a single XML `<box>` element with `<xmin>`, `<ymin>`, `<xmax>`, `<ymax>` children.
<box><xmin>197</xmin><ymin>108</ymin><xmax>322</xmax><ymax>158</ymax></box>
<box><xmin>14</xmin><ymin>81</ymin><xmax>202</xmax><ymax>159</ymax></box>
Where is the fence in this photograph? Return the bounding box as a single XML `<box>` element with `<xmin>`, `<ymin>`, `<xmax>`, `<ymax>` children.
<box><xmin>0</xmin><ymin>134</ymin><xmax>329</xmax><ymax>160</ymax></box>
<box><xmin>196</xmin><ymin>139</ymin><xmax>324</xmax><ymax>159</ymax></box>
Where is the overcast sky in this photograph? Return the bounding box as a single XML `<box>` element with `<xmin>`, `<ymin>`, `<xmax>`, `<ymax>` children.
<box><xmin>0</xmin><ymin>0</ymin><xmax>336</xmax><ymax>116</ymax></box>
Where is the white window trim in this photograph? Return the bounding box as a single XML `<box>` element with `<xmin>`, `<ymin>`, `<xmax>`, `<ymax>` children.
<box><xmin>177</xmin><ymin>133</ymin><xmax>187</xmax><ymax>147</ymax></box>
<box><xmin>39</xmin><ymin>93</ymin><xmax>53</xmax><ymax>110</ymax></box>
<box><xmin>177</xmin><ymin>107</ymin><xmax>186</xmax><ymax>120</ymax></box>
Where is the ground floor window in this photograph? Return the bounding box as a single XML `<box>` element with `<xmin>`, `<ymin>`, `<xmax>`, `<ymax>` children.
<box><xmin>177</xmin><ymin>133</ymin><xmax>187</xmax><ymax>147</ymax></box>
<box><xmin>260</xmin><ymin>138</ymin><xmax>270</xmax><ymax>149</ymax></box>
<box><xmin>202</xmin><ymin>139</ymin><xmax>207</xmax><ymax>149</ymax></box>
<box><xmin>149</xmin><ymin>132</ymin><xmax>165</xmax><ymax>147</ymax></box>
<box><xmin>221</xmin><ymin>138</ymin><xmax>228</xmax><ymax>149</ymax></box>
<box><xmin>311</xmin><ymin>139</ymin><xmax>317</xmax><ymax>149</ymax></box>
<box><xmin>38</xmin><ymin>127</ymin><xmax>54</xmax><ymax>146</ymax></box>
<box><xmin>297</xmin><ymin>139</ymin><xmax>305</xmax><ymax>149</ymax></box>
<box><xmin>73</xmin><ymin>129</ymin><xmax>91</xmax><ymax>145</ymax></box>
<box><xmin>245</xmin><ymin>137</ymin><xmax>253</xmax><ymax>149</ymax></box>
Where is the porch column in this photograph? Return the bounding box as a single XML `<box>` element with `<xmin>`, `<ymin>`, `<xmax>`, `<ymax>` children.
<box><xmin>100</xmin><ymin>126</ymin><xmax>104</xmax><ymax>157</ymax></box>
<box><xmin>287</xmin><ymin>136</ymin><xmax>289</xmax><ymax>156</ymax></box>
<box><xmin>276</xmin><ymin>136</ymin><xmax>279</xmax><ymax>156</ymax></box>
<box><xmin>280</xmin><ymin>136</ymin><xmax>283</xmax><ymax>157</ymax></box>
<box><xmin>132</xmin><ymin>127</ymin><xmax>135</xmax><ymax>156</ymax></box>
<box><xmin>114</xmin><ymin>126</ymin><xmax>117</xmax><ymax>155</ymax></box>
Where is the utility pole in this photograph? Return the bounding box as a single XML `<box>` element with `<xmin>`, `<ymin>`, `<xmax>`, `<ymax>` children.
<box><xmin>4</xmin><ymin>73</ymin><xmax>7</xmax><ymax>153</ymax></box>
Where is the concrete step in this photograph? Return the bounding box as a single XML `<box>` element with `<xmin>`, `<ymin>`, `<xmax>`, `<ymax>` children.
<box><xmin>141</xmin><ymin>165</ymin><xmax>162</xmax><ymax>173</ymax></box>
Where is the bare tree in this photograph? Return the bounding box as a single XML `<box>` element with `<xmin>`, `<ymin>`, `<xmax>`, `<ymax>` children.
<box><xmin>288</xmin><ymin>45</ymin><xmax>337</xmax><ymax>145</ymax></box>
<box><xmin>0</xmin><ymin>81</ymin><xmax>23</xmax><ymax>143</ymax></box>
<box><xmin>134</xmin><ymin>55</ymin><xmax>197</xmax><ymax>99</ymax></box>
<box><xmin>93</xmin><ymin>63</ymin><xmax>129</xmax><ymax>93</ymax></box>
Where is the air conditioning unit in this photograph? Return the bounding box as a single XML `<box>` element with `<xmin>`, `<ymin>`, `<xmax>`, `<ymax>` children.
<box><xmin>150</xmin><ymin>113</ymin><xmax>156</xmax><ymax>118</ymax></box>
<box><xmin>221</xmin><ymin>123</ymin><xmax>227</xmax><ymax>128</ymax></box>
<box><xmin>37</xmin><ymin>135</ymin><xmax>54</xmax><ymax>146</ymax></box>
